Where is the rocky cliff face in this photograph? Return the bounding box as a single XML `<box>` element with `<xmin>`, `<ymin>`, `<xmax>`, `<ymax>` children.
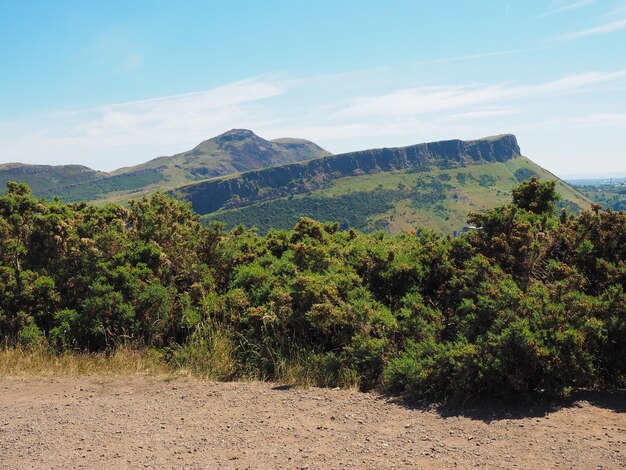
<box><xmin>171</xmin><ymin>134</ymin><xmax>521</xmax><ymax>215</ymax></box>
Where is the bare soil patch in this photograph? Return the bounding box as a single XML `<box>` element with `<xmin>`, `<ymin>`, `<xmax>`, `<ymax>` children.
<box><xmin>1</xmin><ymin>378</ymin><xmax>624</xmax><ymax>469</ymax></box>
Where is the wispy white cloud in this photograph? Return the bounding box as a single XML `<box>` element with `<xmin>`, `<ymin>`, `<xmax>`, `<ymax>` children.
<box><xmin>439</xmin><ymin>107</ymin><xmax>525</xmax><ymax>122</ymax></box>
<box><xmin>502</xmin><ymin>112</ymin><xmax>626</xmax><ymax>132</ymax></box>
<box><xmin>336</xmin><ymin>84</ymin><xmax>501</xmax><ymax>118</ymax></box>
<box><xmin>281</xmin><ymin>48</ymin><xmax>528</xmax><ymax>88</ymax></box>
<box><xmin>601</xmin><ymin>2</ymin><xmax>626</xmax><ymax>18</ymax></box>
<box><xmin>77</xmin><ymin>78</ymin><xmax>281</xmax><ymax>139</ymax></box>
<box><xmin>570</xmin><ymin>113</ymin><xmax>626</xmax><ymax>125</ymax></box>
<box><xmin>414</xmin><ymin>49</ymin><xmax>526</xmax><ymax>66</ymax></box>
<box><xmin>553</xmin><ymin>17</ymin><xmax>626</xmax><ymax>40</ymax></box>
<box><xmin>521</xmin><ymin>70</ymin><xmax>626</xmax><ymax>92</ymax></box>
<box><xmin>538</xmin><ymin>0</ymin><xmax>596</xmax><ymax>18</ymax></box>
<box><xmin>0</xmin><ymin>77</ymin><xmax>288</xmax><ymax>169</ymax></box>
<box><xmin>335</xmin><ymin>71</ymin><xmax>626</xmax><ymax>119</ymax></box>
<box><xmin>1</xmin><ymin>67</ymin><xmax>625</xmax><ymax>176</ymax></box>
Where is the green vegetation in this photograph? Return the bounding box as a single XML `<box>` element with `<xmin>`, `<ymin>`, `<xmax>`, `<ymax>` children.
<box><xmin>514</xmin><ymin>167</ymin><xmax>539</xmax><ymax>182</ymax></box>
<box><xmin>574</xmin><ymin>183</ymin><xmax>626</xmax><ymax>211</ymax></box>
<box><xmin>40</xmin><ymin>169</ymin><xmax>166</xmax><ymax>202</ymax></box>
<box><xmin>175</xmin><ymin>134</ymin><xmax>525</xmax><ymax>220</ymax></box>
<box><xmin>205</xmin><ymin>157</ymin><xmax>590</xmax><ymax>234</ymax></box>
<box><xmin>204</xmin><ymin>189</ymin><xmax>402</xmax><ymax>233</ymax></box>
<box><xmin>0</xmin><ymin>164</ymin><xmax>105</xmax><ymax>195</ymax></box>
<box><xmin>1</xmin><ymin>179</ymin><xmax>624</xmax><ymax>400</ymax></box>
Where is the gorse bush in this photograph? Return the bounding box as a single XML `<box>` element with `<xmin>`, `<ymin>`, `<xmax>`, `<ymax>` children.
<box><xmin>0</xmin><ymin>178</ymin><xmax>624</xmax><ymax>399</ymax></box>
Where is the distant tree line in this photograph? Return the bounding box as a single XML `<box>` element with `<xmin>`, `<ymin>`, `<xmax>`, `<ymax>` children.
<box><xmin>575</xmin><ymin>184</ymin><xmax>626</xmax><ymax>212</ymax></box>
<box><xmin>1</xmin><ymin>178</ymin><xmax>624</xmax><ymax>399</ymax></box>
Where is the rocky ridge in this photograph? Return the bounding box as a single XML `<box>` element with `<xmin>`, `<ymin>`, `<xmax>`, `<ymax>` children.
<box><xmin>171</xmin><ymin>134</ymin><xmax>521</xmax><ymax>215</ymax></box>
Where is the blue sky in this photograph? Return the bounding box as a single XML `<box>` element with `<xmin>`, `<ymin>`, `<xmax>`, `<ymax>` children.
<box><xmin>1</xmin><ymin>0</ymin><xmax>625</xmax><ymax>177</ymax></box>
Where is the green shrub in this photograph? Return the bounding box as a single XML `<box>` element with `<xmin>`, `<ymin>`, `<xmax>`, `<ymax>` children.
<box><xmin>18</xmin><ymin>322</ymin><xmax>45</xmax><ymax>347</ymax></box>
<box><xmin>1</xmin><ymin>180</ymin><xmax>625</xmax><ymax>400</ymax></box>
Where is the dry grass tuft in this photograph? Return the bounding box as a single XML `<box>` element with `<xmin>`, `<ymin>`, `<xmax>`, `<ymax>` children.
<box><xmin>168</xmin><ymin>324</ymin><xmax>239</xmax><ymax>381</ymax></box>
<box><xmin>0</xmin><ymin>346</ymin><xmax>172</xmax><ymax>378</ymax></box>
<box><xmin>0</xmin><ymin>331</ymin><xmax>361</xmax><ymax>392</ymax></box>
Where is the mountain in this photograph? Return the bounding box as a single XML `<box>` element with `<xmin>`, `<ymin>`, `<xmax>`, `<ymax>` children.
<box><xmin>0</xmin><ymin>129</ymin><xmax>331</xmax><ymax>202</ymax></box>
<box><xmin>1</xmin><ymin>132</ymin><xmax>590</xmax><ymax>236</ymax></box>
<box><xmin>111</xmin><ymin>128</ymin><xmax>331</xmax><ymax>185</ymax></box>
<box><xmin>168</xmin><ymin>134</ymin><xmax>591</xmax><ymax>234</ymax></box>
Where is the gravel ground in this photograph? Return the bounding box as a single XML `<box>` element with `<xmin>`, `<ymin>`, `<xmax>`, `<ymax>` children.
<box><xmin>0</xmin><ymin>377</ymin><xmax>624</xmax><ymax>469</ymax></box>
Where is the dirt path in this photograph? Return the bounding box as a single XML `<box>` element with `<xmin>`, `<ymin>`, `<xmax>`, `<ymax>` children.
<box><xmin>0</xmin><ymin>378</ymin><xmax>624</xmax><ymax>469</ymax></box>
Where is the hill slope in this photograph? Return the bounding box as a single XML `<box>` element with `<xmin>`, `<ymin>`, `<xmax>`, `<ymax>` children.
<box><xmin>201</xmin><ymin>156</ymin><xmax>589</xmax><ymax>234</ymax></box>
<box><xmin>166</xmin><ymin>134</ymin><xmax>590</xmax><ymax>234</ymax></box>
<box><xmin>1</xmin><ymin>132</ymin><xmax>590</xmax><ymax>235</ymax></box>
<box><xmin>111</xmin><ymin>128</ymin><xmax>331</xmax><ymax>186</ymax></box>
<box><xmin>0</xmin><ymin>163</ymin><xmax>106</xmax><ymax>194</ymax></box>
<box><xmin>172</xmin><ymin>134</ymin><xmax>522</xmax><ymax>213</ymax></box>
<box><xmin>0</xmin><ymin>129</ymin><xmax>330</xmax><ymax>202</ymax></box>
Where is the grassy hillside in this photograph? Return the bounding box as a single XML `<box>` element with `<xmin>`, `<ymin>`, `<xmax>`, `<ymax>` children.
<box><xmin>2</xmin><ymin>133</ymin><xmax>590</xmax><ymax>235</ymax></box>
<box><xmin>39</xmin><ymin>169</ymin><xmax>166</xmax><ymax>202</ymax></box>
<box><xmin>0</xmin><ymin>163</ymin><xmax>106</xmax><ymax>195</ymax></box>
<box><xmin>106</xmin><ymin>129</ymin><xmax>331</xmax><ymax>197</ymax></box>
<box><xmin>172</xmin><ymin>134</ymin><xmax>522</xmax><ymax>215</ymax></box>
<box><xmin>202</xmin><ymin>156</ymin><xmax>590</xmax><ymax>234</ymax></box>
<box><xmin>1</xmin><ymin>129</ymin><xmax>331</xmax><ymax>203</ymax></box>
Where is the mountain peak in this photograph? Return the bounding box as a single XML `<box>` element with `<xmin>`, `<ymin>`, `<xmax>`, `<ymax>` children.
<box><xmin>106</xmin><ymin>128</ymin><xmax>331</xmax><ymax>190</ymax></box>
<box><xmin>215</xmin><ymin>129</ymin><xmax>259</xmax><ymax>141</ymax></box>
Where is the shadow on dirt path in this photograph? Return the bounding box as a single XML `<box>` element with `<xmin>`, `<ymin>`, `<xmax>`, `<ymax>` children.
<box><xmin>384</xmin><ymin>389</ymin><xmax>626</xmax><ymax>423</ymax></box>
